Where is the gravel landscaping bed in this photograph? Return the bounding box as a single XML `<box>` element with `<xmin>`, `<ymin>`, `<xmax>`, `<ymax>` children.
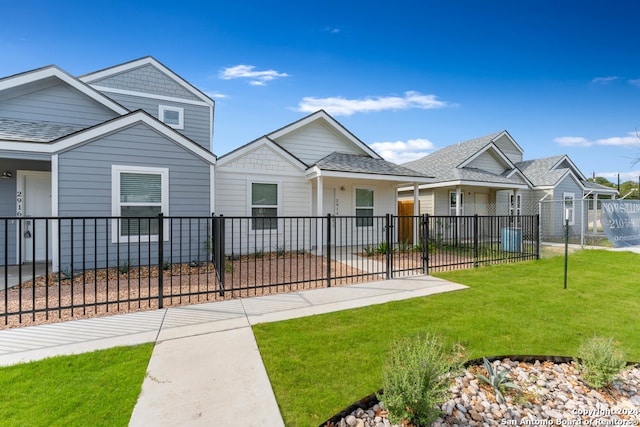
<box><xmin>325</xmin><ymin>357</ymin><xmax>640</xmax><ymax>427</ymax></box>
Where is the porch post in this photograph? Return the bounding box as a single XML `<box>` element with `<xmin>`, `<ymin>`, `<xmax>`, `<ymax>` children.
<box><xmin>316</xmin><ymin>176</ymin><xmax>323</xmax><ymax>256</ymax></box>
<box><xmin>455</xmin><ymin>187</ymin><xmax>462</xmax><ymax>216</ymax></box>
<box><xmin>592</xmin><ymin>193</ymin><xmax>598</xmax><ymax>233</ymax></box>
<box><xmin>51</xmin><ymin>154</ymin><xmax>59</xmax><ymax>272</ymax></box>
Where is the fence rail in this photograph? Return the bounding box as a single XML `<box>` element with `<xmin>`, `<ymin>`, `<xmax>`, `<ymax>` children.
<box><xmin>0</xmin><ymin>214</ymin><xmax>539</xmax><ymax>327</ymax></box>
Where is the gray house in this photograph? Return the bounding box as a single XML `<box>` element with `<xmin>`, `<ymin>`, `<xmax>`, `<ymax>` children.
<box><xmin>399</xmin><ymin>131</ymin><xmax>618</xmax><ymax>240</ymax></box>
<box><xmin>0</xmin><ymin>57</ymin><xmax>216</xmax><ymax>270</ymax></box>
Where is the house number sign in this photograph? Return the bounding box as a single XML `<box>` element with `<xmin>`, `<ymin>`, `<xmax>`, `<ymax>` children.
<box><xmin>16</xmin><ymin>190</ymin><xmax>24</xmax><ymax>216</ymax></box>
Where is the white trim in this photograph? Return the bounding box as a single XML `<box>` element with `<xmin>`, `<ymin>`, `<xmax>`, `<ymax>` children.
<box><xmin>551</xmin><ymin>155</ymin><xmax>587</xmax><ymax>182</ymax></box>
<box><xmin>0</xmin><ymin>66</ymin><xmax>128</xmax><ymax>115</ymax></box>
<box><xmin>355</xmin><ymin>187</ymin><xmax>375</xmax><ymax>227</ymax></box>
<box><xmin>79</xmin><ymin>56</ymin><xmax>214</xmax><ymax>106</ymax></box>
<box><xmin>493</xmin><ymin>130</ymin><xmax>525</xmax><ymax>155</ymax></box>
<box><xmin>0</xmin><ymin>112</ymin><xmax>216</xmax><ymax>164</ymax></box>
<box><xmin>51</xmin><ymin>155</ymin><xmax>59</xmax><ymax>271</ymax></box>
<box><xmin>217</xmin><ymin>137</ymin><xmax>307</xmax><ymax>171</ymax></box>
<box><xmin>267</xmin><ymin>110</ymin><xmax>381</xmax><ymax>159</ymax></box>
<box><xmin>247</xmin><ymin>180</ymin><xmax>281</xmax><ymax>232</ymax></box>
<box><xmin>305</xmin><ymin>167</ymin><xmax>432</xmax><ymax>184</ymax></box>
<box><xmin>458</xmin><ymin>142</ymin><xmax>515</xmax><ymax>170</ymax></box>
<box><xmin>158</xmin><ymin>105</ymin><xmax>184</xmax><ymax>130</ymax></box>
<box><xmin>563</xmin><ymin>192</ymin><xmax>576</xmax><ymax>226</ymax></box>
<box><xmin>89</xmin><ymin>85</ymin><xmax>212</xmax><ymax>107</ymax></box>
<box><xmin>111</xmin><ymin>165</ymin><xmax>169</xmax><ymax>243</ymax></box>
<box><xmin>15</xmin><ymin>170</ymin><xmax>53</xmax><ymax>264</ymax></box>
<box><xmin>209</xmin><ymin>164</ymin><xmax>215</xmax><ymax>214</ymax></box>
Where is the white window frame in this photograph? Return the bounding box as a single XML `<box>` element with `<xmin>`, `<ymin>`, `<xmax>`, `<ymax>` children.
<box><xmin>355</xmin><ymin>188</ymin><xmax>375</xmax><ymax>227</ymax></box>
<box><xmin>563</xmin><ymin>192</ymin><xmax>575</xmax><ymax>226</ymax></box>
<box><xmin>248</xmin><ymin>181</ymin><xmax>280</xmax><ymax>231</ymax></box>
<box><xmin>111</xmin><ymin>165</ymin><xmax>169</xmax><ymax>243</ymax></box>
<box><xmin>509</xmin><ymin>193</ymin><xmax>522</xmax><ymax>216</ymax></box>
<box><xmin>158</xmin><ymin>105</ymin><xmax>184</xmax><ymax>130</ymax></box>
<box><xmin>449</xmin><ymin>191</ymin><xmax>464</xmax><ymax>216</ymax></box>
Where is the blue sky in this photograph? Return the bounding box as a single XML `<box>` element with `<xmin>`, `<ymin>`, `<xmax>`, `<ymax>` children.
<box><xmin>2</xmin><ymin>0</ymin><xmax>640</xmax><ymax>182</ymax></box>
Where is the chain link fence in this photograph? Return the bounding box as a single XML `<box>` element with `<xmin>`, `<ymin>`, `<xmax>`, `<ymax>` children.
<box><xmin>538</xmin><ymin>199</ymin><xmax>610</xmax><ymax>246</ymax></box>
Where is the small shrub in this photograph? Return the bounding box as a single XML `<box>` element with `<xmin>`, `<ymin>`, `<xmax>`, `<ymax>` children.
<box><xmin>378</xmin><ymin>332</ymin><xmax>465</xmax><ymax>427</ymax></box>
<box><xmin>118</xmin><ymin>262</ymin><xmax>130</xmax><ymax>274</ymax></box>
<box><xmin>375</xmin><ymin>241</ymin><xmax>390</xmax><ymax>255</ymax></box>
<box><xmin>577</xmin><ymin>336</ymin><xmax>627</xmax><ymax>389</ymax></box>
<box><xmin>475</xmin><ymin>357</ymin><xmax>521</xmax><ymax>404</ymax></box>
<box><xmin>363</xmin><ymin>245</ymin><xmax>375</xmax><ymax>257</ymax></box>
<box><xmin>397</xmin><ymin>240</ymin><xmax>412</xmax><ymax>253</ymax></box>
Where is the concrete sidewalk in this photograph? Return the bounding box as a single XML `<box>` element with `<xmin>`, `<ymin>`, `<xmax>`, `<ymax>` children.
<box><xmin>0</xmin><ymin>275</ymin><xmax>468</xmax><ymax>426</ymax></box>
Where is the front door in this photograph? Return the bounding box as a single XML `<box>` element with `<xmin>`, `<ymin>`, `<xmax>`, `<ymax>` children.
<box><xmin>17</xmin><ymin>171</ymin><xmax>52</xmax><ymax>262</ymax></box>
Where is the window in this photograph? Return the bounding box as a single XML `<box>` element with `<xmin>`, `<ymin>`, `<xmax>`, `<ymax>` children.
<box><xmin>112</xmin><ymin>166</ymin><xmax>168</xmax><ymax>242</ymax></box>
<box><xmin>509</xmin><ymin>193</ymin><xmax>522</xmax><ymax>216</ymax></box>
<box><xmin>159</xmin><ymin>105</ymin><xmax>184</xmax><ymax>129</ymax></box>
<box><xmin>355</xmin><ymin>188</ymin><xmax>374</xmax><ymax>227</ymax></box>
<box><xmin>564</xmin><ymin>192</ymin><xmax>575</xmax><ymax>225</ymax></box>
<box><xmin>251</xmin><ymin>182</ymin><xmax>278</xmax><ymax>230</ymax></box>
<box><xmin>449</xmin><ymin>192</ymin><xmax>464</xmax><ymax>216</ymax></box>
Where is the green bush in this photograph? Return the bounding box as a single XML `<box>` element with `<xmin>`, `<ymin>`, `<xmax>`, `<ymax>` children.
<box><xmin>577</xmin><ymin>336</ymin><xmax>627</xmax><ymax>389</ymax></box>
<box><xmin>378</xmin><ymin>332</ymin><xmax>465</xmax><ymax>426</ymax></box>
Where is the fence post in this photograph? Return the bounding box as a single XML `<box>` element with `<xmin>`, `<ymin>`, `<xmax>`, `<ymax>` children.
<box><xmin>326</xmin><ymin>214</ymin><xmax>332</xmax><ymax>288</ymax></box>
<box><xmin>385</xmin><ymin>213</ymin><xmax>392</xmax><ymax>280</ymax></box>
<box><xmin>536</xmin><ymin>214</ymin><xmax>541</xmax><ymax>260</ymax></box>
<box><xmin>423</xmin><ymin>214</ymin><xmax>430</xmax><ymax>275</ymax></box>
<box><xmin>157</xmin><ymin>213</ymin><xmax>164</xmax><ymax>309</ymax></box>
<box><xmin>473</xmin><ymin>214</ymin><xmax>479</xmax><ymax>268</ymax></box>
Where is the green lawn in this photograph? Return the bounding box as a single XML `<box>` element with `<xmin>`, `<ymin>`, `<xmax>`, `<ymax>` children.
<box><xmin>0</xmin><ymin>343</ymin><xmax>153</xmax><ymax>427</ymax></box>
<box><xmin>252</xmin><ymin>249</ymin><xmax>640</xmax><ymax>426</ymax></box>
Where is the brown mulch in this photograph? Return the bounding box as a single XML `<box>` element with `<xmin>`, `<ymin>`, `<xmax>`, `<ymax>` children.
<box><xmin>0</xmin><ymin>252</ymin><xmax>372</xmax><ymax>330</ymax></box>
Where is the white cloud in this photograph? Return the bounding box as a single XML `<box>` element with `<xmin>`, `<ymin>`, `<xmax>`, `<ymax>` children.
<box><xmin>555</xmin><ymin>132</ymin><xmax>640</xmax><ymax>148</ymax></box>
<box><xmin>591</xmin><ymin>76</ymin><xmax>619</xmax><ymax>84</ymax></box>
<box><xmin>297</xmin><ymin>91</ymin><xmax>449</xmax><ymax>116</ymax></box>
<box><xmin>370</xmin><ymin>138</ymin><xmax>436</xmax><ymax>163</ymax></box>
<box><xmin>554</xmin><ymin>136</ymin><xmax>592</xmax><ymax>147</ymax></box>
<box><xmin>628</xmin><ymin>79</ymin><xmax>640</xmax><ymax>87</ymax></box>
<box><xmin>597</xmin><ymin>171</ymin><xmax>640</xmax><ymax>181</ymax></box>
<box><xmin>219</xmin><ymin>65</ymin><xmax>289</xmax><ymax>86</ymax></box>
<box><xmin>324</xmin><ymin>26</ymin><xmax>340</xmax><ymax>34</ymax></box>
<box><xmin>205</xmin><ymin>91</ymin><xmax>227</xmax><ymax>99</ymax></box>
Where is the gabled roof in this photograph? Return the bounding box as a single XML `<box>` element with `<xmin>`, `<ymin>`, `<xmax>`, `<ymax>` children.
<box><xmin>0</xmin><ymin>65</ymin><xmax>129</xmax><ymax>115</ymax></box>
<box><xmin>0</xmin><ymin>118</ymin><xmax>85</xmax><ymax>142</ymax></box>
<box><xmin>402</xmin><ymin>131</ymin><xmax>527</xmax><ymax>187</ymax></box>
<box><xmin>79</xmin><ymin>56</ymin><xmax>214</xmax><ymax>106</ymax></box>
<box><xmin>216</xmin><ymin>136</ymin><xmax>307</xmax><ymax>170</ymax></box>
<box><xmin>267</xmin><ymin>110</ymin><xmax>381</xmax><ymax>159</ymax></box>
<box><xmin>306</xmin><ymin>151</ymin><xmax>433</xmax><ymax>184</ymax></box>
<box><xmin>0</xmin><ymin>110</ymin><xmax>216</xmax><ymax>164</ymax></box>
<box><xmin>312</xmin><ymin>152</ymin><xmax>433</xmax><ymax>178</ymax></box>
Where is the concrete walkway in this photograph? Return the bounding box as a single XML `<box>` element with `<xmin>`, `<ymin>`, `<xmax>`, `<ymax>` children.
<box><xmin>0</xmin><ymin>275</ymin><xmax>468</xmax><ymax>426</ymax></box>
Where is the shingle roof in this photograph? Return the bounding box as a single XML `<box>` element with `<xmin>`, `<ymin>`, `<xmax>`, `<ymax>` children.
<box><xmin>401</xmin><ymin>131</ymin><xmax>520</xmax><ymax>183</ymax></box>
<box><xmin>313</xmin><ymin>152</ymin><xmax>432</xmax><ymax>178</ymax></box>
<box><xmin>0</xmin><ymin>118</ymin><xmax>85</xmax><ymax>142</ymax></box>
<box><xmin>515</xmin><ymin>155</ymin><xmax>567</xmax><ymax>186</ymax></box>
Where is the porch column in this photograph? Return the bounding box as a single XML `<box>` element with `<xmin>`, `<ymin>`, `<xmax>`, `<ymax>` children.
<box><xmin>455</xmin><ymin>187</ymin><xmax>462</xmax><ymax>216</ymax></box>
<box><xmin>413</xmin><ymin>183</ymin><xmax>419</xmax><ymax>244</ymax></box>
<box><xmin>592</xmin><ymin>193</ymin><xmax>598</xmax><ymax>233</ymax></box>
<box><xmin>316</xmin><ymin>177</ymin><xmax>323</xmax><ymax>256</ymax></box>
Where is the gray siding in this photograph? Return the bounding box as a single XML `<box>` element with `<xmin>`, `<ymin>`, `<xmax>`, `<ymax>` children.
<box><xmin>98</xmin><ymin>92</ymin><xmax>212</xmax><ymax>150</ymax></box>
<box><xmin>86</xmin><ymin>64</ymin><xmax>201</xmax><ymax>101</ymax></box>
<box><xmin>468</xmin><ymin>150</ymin><xmax>507</xmax><ymax>175</ymax></box>
<box><xmin>494</xmin><ymin>134</ymin><xmax>523</xmax><ymax>164</ymax></box>
<box><xmin>0</xmin><ymin>81</ymin><xmax>118</xmax><ymax>127</ymax></box>
<box><xmin>57</xmin><ymin>123</ymin><xmax>212</xmax><ymax>269</ymax></box>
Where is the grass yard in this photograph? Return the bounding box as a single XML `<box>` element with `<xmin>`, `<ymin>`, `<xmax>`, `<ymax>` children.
<box><xmin>0</xmin><ymin>343</ymin><xmax>153</xmax><ymax>427</ymax></box>
<box><xmin>252</xmin><ymin>249</ymin><xmax>640</xmax><ymax>426</ymax></box>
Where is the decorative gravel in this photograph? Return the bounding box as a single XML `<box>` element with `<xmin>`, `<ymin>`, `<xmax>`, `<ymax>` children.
<box><xmin>326</xmin><ymin>358</ymin><xmax>640</xmax><ymax>427</ymax></box>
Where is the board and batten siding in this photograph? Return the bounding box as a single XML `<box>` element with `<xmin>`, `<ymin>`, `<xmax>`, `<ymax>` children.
<box><xmin>98</xmin><ymin>92</ymin><xmax>212</xmax><ymax>151</ymax></box>
<box><xmin>274</xmin><ymin>122</ymin><xmax>368</xmax><ymax>165</ymax></box>
<box><xmin>0</xmin><ymin>82</ymin><xmax>118</xmax><ymax>127</ymax></box>
<box><xmin>56</xmin><ymin>123</ymin><xmax>212</xmax><ymax>269</ymax></box>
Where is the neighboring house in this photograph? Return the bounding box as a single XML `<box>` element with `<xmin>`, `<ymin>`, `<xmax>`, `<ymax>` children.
<box><xmin>399</xmin><ymin>130</ymin><xmax>618</xmax><ymax>239</ymax></box>
<box><xmin>215</xmin><ymin>110</ymin><xmax>433</xmax><ymax>253</ymax></box>
<box><xmin>0</xmin><ymin>57</ymin><xmax>216</xmax><ymax>270</ymax></box>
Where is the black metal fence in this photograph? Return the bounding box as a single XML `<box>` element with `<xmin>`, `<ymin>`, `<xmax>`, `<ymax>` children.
<box><xmin>0</xmin><ymin>214</ymin><xmax>538</xmax><ymax>327</ymax></box>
